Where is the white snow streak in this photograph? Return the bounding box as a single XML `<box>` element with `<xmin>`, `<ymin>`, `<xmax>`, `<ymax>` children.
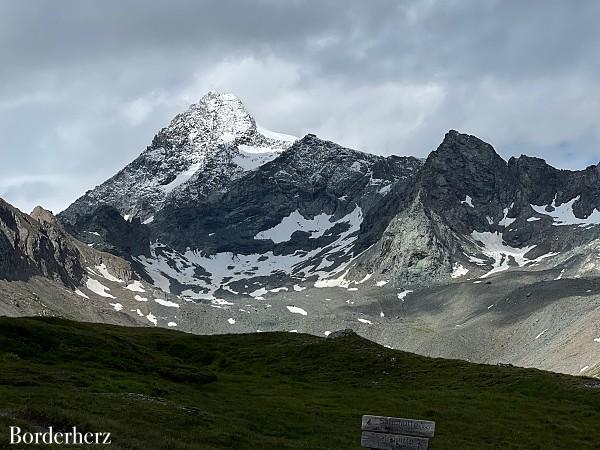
<box><xmin>286</xmin><ymin>306</ymin><xmax>308</xmax><ymax>316</ymax></box>
<box><xmin>535</xmin><ymin>329</ymin><xmax>549</xmax><ymax>339</ymax></box>
<box><xmin>74</xmin><ymin>289</ymin><xmax>89</xmax><ymax>299</ymax></box>
<box><xmin>154</xmin><ymin>298</ymin><xmax>180</xmax><ymax>308</ymax></box>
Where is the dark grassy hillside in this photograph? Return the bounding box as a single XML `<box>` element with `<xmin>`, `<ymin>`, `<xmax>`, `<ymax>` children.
<box><xmin>0</xmin><ymin>317</ymin><xmax>599</xmax><ymax>449</ymax></box>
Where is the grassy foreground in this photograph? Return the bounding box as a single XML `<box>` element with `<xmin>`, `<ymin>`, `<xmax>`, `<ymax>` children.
<box><xmin>0</xmin><ymin>317</ymin><xmax>599</xmax><ymax>449</ymax></box>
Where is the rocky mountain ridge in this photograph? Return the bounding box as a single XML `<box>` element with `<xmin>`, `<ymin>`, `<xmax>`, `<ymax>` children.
<box><xmin>352</xmin><ymin>130</ymin><xmax>600</xmax><ymax>285</ymax></box>
<box><xmin>56</xmin><ymin>95</ymin><xmax>600</xmax><ymax>300</ymax></box>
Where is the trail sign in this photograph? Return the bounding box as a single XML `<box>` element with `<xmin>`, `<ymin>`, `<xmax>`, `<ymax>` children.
<box><xmin>361</xmin><ymin>415</ymin><xmax>436</xmax><ymax>449</ymax></box>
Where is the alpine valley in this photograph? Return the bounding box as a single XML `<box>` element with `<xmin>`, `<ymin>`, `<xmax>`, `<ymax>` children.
<box><xmin>3</xmin><ymin>92</ymin><xmax>600</xmax><ymax>377</ymax></box>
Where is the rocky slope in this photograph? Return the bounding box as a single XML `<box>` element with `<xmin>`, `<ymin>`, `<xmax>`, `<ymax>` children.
<box><xmin>0</xmin><ymin>199</ymin><xmax>191</xmax><ymax>330</ymax></box>
<box><xmin>0</xmin><ymin>199</ymin><xmax>85</xmax><ymax>286</ymax></box>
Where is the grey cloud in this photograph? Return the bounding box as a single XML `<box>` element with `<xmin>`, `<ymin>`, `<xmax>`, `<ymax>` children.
<box><xmin>0</xmin><ymin>0</ymin><xmax>599</xmax><ymax>212</ymax></box>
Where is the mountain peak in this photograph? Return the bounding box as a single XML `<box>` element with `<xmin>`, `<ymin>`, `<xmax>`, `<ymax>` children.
<box><xmin>201</xmin><ymin>90</ymin><xmax>241</xmax><ymax>102</ymax></box>
<box><xmin>168</xmin><ymin>91</ymin><xmax>254</xmax><ymax>146</ymax></box>
<box><xmin>429</xmin><ymin>130</ymin><xmax>505</xmax><ymax>167</ymax></box>
<box><xmin>31</xmin><ymin>205</ymin><xmax>61</xmax><ymax>227</ymax></box>
<box><xmin>60</xmin><ymin>92</ymin><xmax>298</xmax><ymax>224</ymax></box>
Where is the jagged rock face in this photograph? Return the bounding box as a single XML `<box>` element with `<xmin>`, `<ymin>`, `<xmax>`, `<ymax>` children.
<box><xmin>353</xmin><ymin>131</ymin><xmax>600</xmax><ymax>285</ymax></box>
<box><xmin>353</xmin><ymin>194</ymin><xmax>461</xmax><ymax>286</ymax></box>
<box><xmin>59</xmin><ymin>92</ymin><xmax>297</xmax><ymax>225</ymax></box>
<box><xmin>418</xmin><ymin>130</ymin><xmax>511</xmax><ymax>234</ymax></box>
<box><xmin>0</xmin><ymin>200</ymin><xmax>85</xmax><ymax>286</ymax></box>
<box><xmin>155</xmin><ymin>134</ymin><xmax>422</xmax><ymax>254</ymax></box>
<box><xmin>62</xmin><ymin>205</ymin><xmax>151</xmax><ymax>259</ymax></box>
<box><xmin>415</xmin><ymin>130</ymin><xmax>600</xmax><ymax>237</ymax></box>
<box><xmin>507</xmin><ymin>155</ymin><xmax>600</xmax><ymax>216</ymax></box>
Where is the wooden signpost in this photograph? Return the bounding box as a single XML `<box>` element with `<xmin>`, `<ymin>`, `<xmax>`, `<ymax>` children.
<box><xmin>361</xmin><ymin>415</ymin><xmax>436</xmax><ymax>449</ymax></box>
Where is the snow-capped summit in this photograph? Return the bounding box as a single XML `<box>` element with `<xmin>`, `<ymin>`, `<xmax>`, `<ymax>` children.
<box><xmin>171</xmin><ymin>91</ymin><xmax>255</xmax><ymax>146</ymax></box>
<box><xmin>60</xmin><ymin>92</ymin><xmax>298</xmax><ymax>224</ymax></box>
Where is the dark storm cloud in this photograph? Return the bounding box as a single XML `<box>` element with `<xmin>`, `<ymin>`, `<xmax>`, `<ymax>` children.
<box><xmin>0</xmin><ymin>0</ymin><xmax>599</xmax><ymax>212</ymax></box>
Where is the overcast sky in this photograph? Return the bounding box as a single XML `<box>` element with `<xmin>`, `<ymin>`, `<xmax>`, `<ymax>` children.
<box><xmin>1</xmin><ymin>0</ymin><xmax>599</xmax><ymax>213</ymax></box>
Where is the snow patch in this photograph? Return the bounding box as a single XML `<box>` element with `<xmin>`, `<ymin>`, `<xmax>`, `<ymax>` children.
<box><xmin>250</xmin><ymin>287</ymin><xmax>268</xmax><ymax>300</ymax></box>
<box><xmin>461</xmin><ymin>195</ymin><xmax>474</xmax><ymax>207</ymax></box>
<box><xmin>471</xmin><ymin>231</ymin><xmax>535</xmax><ymax>278</ymax></box>
<box><xmin>357</xmin><ymin>273</ymin><xmax>373</xmax><ymax>284</ymax></box>
<box><xmin>256</xmin><ymin>124</ymin><xmax>297</xmax><ymax>143</ymax></box>
<box><xmin>212</xmin><ymin>298</ymin><xmax>234</xmax><ymax>307</ymax></box>
<box><xmin>286</xmin><ymin>306</ymin><xmax>308</xmax><ymax>316</ymax></box>
<box><xmin>531</xmin><ymin>195</ymin><xmax>600</xmax><ymax>226</ymax></box>
<box><xmin>85</xmin><ymin>279</ymin><xmax>115</xmax><ymax>299</ymax></box>
<box><xmin>270</xmin><ymin>287</ymin><xmax>288</xmax><ymax>293</ymax></box>
<box><xmin>160</xmin><ymin>163</ymin><xmax>201</xmax><ymax>194</ymax></box>
<box><xmin>499</xmin><ymin>205</ymin><xmax>516</xmax><ymax>227</ymax></box>
<box><xmin>94</xmin><ymin>264</ymin><xmax>124</xmax><ymax>283</ymax></box>
<box><xmin>397</xmin><ymin>290</ymin><xmax>413</xmax><ymax>300</ymax></box>
<box><xmin>378</xmin><ymin>184</ymin><xmax>393</xmax><ymax>196</ymax></box>
<box><xmin>255</xmin><ymin>206</ymin><xmax>362</xmax><ymax>244</ymax></box>
<box><xmin>233</xmin><ymin>146</ymin><xmax>281</xmax><ymax>171</ymax></box>
<box><xmin>451</xmin><ymin>263</ymin><xmax>469</xmax><ymax>278</ymax></box>
<box><xmin>315</xmin><ymin>269</ymin><xmax>351</xmax><ymax>289</ymax></box>
<box><xmin>154</xmin><ymin>298</ymin><xmax>180</xmax><ymax>308</ymax></box>
<box><xmin>125</xmin><ymin>280</ymin><xmax>145</xmax><ymax>292</ymax></box>
<box><xmin>74</xmin><ymin>289</ymin><xmax>89</xmax><ymax>299</ymax></box>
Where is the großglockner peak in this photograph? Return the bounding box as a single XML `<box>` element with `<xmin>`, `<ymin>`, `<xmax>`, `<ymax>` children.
<box><xmin>59</xmin><ymin>91</ymin><xmax>298</xmax><ymax>226</ymax></box>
